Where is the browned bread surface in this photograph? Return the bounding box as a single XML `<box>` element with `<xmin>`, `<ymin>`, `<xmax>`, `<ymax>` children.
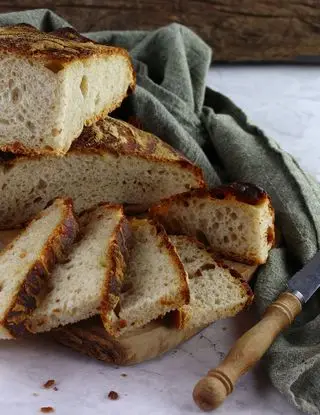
<box><xmin>0</xmin><ymin>198</ymin><xmax>79</xmax><ymax>338</ymax></box>
<box><xmin>0</xmin><ymin>117</ymin><xmax>205</xmax><ymax>229</ymax></box>
<box><xmin>149</xmin><ymin>182</ymin><xmax>275</xmax><ymax>265</ymax></box>
<box><xmin>101</xmin><ymin>218</ymin><xmax>190</xmax><ymax>337</ymax></box>
<box><xmin>0</xmin><ymin>24</ymin><xmax>134</xmax><ymax>71</ymax></box>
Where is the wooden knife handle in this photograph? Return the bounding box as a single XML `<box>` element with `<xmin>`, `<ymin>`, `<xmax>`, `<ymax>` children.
<box><xmin>193</xmin><ymin>292</ymin><xmax>302</xmax><ymax>412</ymax></box>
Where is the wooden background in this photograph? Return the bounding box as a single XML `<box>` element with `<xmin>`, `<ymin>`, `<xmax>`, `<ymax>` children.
<box><xmin>1</xmin><ymin>0</ymin><xmax>320</xmax><ymax>61</ymax></box>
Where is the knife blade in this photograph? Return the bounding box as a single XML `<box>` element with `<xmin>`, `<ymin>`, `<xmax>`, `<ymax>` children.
<box><xmin>288</xmin><ymin>251</ymin><xmax>320</xmax><ymax>304</ymax></box>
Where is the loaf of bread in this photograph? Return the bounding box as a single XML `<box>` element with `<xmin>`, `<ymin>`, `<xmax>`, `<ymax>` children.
<box><xmin>0</xmin><ymin>198</ymin><xmax>78</xmax><ymax>339</ymax></box>
<box><xmin>0</xmin><ymin>24</ymin><xmax>135</xmax><ymax>155</ymax></box>
<box><xmin>29</xmin><ymin>204</ymin><xmax>131</xmax><ymax>333</ymax></box>
<box><xmin>0</xmin><ymin>116</ymin><xmax>204</xmax><ymax>229</ymax></box>
<box><xmin>169</xmin><ymin>236</ymin><xmax>253</xmax><ymax>329</ymax></box>
<box><xmin>150</xmin><ymin>183</ymin><xmax>275</xmax><ymax>264</ymax></box>
<box><xmin>102</xmin><ymin>218</ymin><xmax>190</xmax><ymax>337</ymax></box>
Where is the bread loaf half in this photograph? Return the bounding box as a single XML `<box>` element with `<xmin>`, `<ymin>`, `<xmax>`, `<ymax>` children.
<box><xmin>29</xmin><ymin>204</ymin><xmax>131</xmax><ymax>333</ymax></box>
<box><xmin>0</xmin><ymin>198</ymin><xmax>78</xmax><ymax>339</ymax></box>
<box><xmin>149</xmin><ymin>183</ymin><xmax>275</xmax><ymax>264</ymax></box>
<box><xmin>0</xmin><ymin>24</ymin><xmax>135</xmax><ymax>155</ymax></box>
<box><xmin>102</xmin><ymin>218</ymin><xmax>190</xmax><ymax>337</ymax></box>
<box><xmin>169</xmin><ymin>235</ymin><xmax>253</xmax><ymax>329</ymax></box>
<box><xmin>0</xmin><ymin>116</ymin><xmax>204</xmax><ymax>229</ymax></box>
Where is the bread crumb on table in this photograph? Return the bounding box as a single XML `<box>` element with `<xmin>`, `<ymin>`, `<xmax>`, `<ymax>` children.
<box><xmin>43</xmin><ymin>379</ymin><xmax>56</xmax><ymax>389</ymax></box>
<box><xmin>108</xmin><ymin>391</ymin><xmax>119</xmax><ymax>400</ymax></box>
<box><xmin>40</xmin><ymin>407</ymin><xmax>54</xmax><ymax>413</ymax></box>
<box><xmin>121</xmin><ymin>373</ymin><xmax>127</xmax><ymax>377</ymax></box>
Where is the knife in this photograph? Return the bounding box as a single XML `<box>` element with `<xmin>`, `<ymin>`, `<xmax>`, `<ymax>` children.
<box><xmin>193</xmin><ymin>251</ymin><xmax>320</xmax><ymax>412</ymax></box>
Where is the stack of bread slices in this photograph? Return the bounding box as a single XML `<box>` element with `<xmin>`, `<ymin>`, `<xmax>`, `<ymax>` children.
<box><xmin>0</xmin><ymin>25</ymin><xmax>275</xmax><ymax>361</ymax></box>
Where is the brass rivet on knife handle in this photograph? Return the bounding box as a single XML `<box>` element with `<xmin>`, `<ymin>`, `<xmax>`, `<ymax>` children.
<box><xmin>193</xmin><ymin>292</ymin><xmax>302</xmax><ymax>412</ymax></box>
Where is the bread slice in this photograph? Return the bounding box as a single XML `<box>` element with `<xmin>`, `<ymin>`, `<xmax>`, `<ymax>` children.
<box><xmin>102</xmin><ymin>218</ymin><xmax>190</xmax><ymax>337</ymax></box>
<box><xmin>150</xmin><ymin>183</ymin><xmax>275</xmax><ymax>264</ymax></box>
<box><xmin>0</xmin><ymin>24</ymin><xmax>135</xmax><ymax>155</ymax></box>
<box><xmin>0</xmin><ymin>198</ymin><xmax>78</xmax><ymax>339</ymax></box>
<box><xmin>0</xmin><ymin>116</ymin><xmax>204</xmax><ymax>229</ymax></box>
<box><xmin>29</xmin><ymin>204</ymin><xmax>131</xmax><ymax>333</ymax></box>
<box><xmin>169</xmin><ymin>235</ymin><xmax>253</xmax><ymax>329</ymax></box>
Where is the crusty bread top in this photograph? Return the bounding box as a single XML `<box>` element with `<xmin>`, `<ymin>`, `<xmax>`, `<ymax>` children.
<box><xmin>0</xmin><ymin>116</ymin><xmax>205</xmax><ymax>186</ymax></box>
<box><xmin>149</xmin><ymin>182</ymin><xmax>274</xmax><ymax>218</ymax></box>
<box><xmin>150</xmin><ymin>182</ymin><xmax>272</xmax><ymax>208</ymax></box>
<box><xmin>0</xmin><ymin>24</ymin><xmax>135</xmax><ymax>83</ymax></box>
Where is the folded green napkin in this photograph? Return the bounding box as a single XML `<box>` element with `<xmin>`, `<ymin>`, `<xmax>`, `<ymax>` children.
<box><xmin>2</xmin><ymin>8</ymin><xmax>320</xmax><ymax>414</ymax></box>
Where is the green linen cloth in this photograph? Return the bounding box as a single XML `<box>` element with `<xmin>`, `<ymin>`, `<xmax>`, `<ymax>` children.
<box><xmin>2</xmin><ymin>8</ymin><xmax>320</xmax><ymax>414</ymax></box>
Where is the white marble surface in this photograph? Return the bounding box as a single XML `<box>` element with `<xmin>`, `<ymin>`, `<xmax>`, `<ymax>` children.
<box><xmin>2</xmin><ymin>65</ymin><xmax>319</xmax><ymax>415</ymax></box>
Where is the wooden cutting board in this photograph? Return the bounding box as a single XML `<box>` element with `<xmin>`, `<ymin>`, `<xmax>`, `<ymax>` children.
<box><xmin>0</xmin><ymin>229</ymin><xmax>257</xmax><ymax>366</ymax></box>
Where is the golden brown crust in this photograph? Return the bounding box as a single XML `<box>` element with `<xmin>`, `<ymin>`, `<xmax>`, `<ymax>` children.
<box><xmin>100</xmin><ymin>211</ymin><xmax>132</xmax><ymax>337</ymax></box>
<box><xmin>101</xmin><ymin>217</ymin><xmax>190</xmax><ymax>337</ymax></box>
<box><xmin>149</xmin><ymin>182</ymin><xmax>275</xmax><ymax>265</ymax></box>
<box><xmin>0</xmin><ymin>117</ymin><xmax>205</xmax><ymax>189</ymax></box>
<box><xmin>0</xmin><ymin>24</ymin><xmax>134</xmax><ymax>70</ymax></box>
<box><xmin>53</xmin><ymin>317</ymin><xmax>129</xmax><ymax>365</ymax></box>
<box><xmin>2</xmin><ymin>198</ymin><xmax>79</xmax><ymax>338</ymax></box>
<box><xmin>150</xmin><ymin>182</ymin><xmax>270</xmax><ymax>213</ymax></box>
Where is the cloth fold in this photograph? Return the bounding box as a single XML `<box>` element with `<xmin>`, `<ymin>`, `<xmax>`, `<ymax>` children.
<box><xmin>1</xmin><ymin>9</ymin><xmax>320</xmax><ymax>414</ymax></box>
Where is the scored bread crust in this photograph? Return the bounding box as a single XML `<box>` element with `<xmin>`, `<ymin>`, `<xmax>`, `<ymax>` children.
<box><xmin>0</xmin><ymin>24</ymin><xmax>135</xmax><ymax>74</ymax></box>
<box><xmin>0</xmin><ymin>116</ymin><xmax>205</xmax><ymax>187</ymax></box>
<box><xmin>100</xmin><ymin>211</ymin><xmax>133</xmax><ymax>337</ymax></box>
<box><xmin>149</xmin><ymin>182</ymin><xmax>275</xmax><ymax>265</ymax></box>
<box><xmin>0</xmin><ymin>25</ymin><xmax>136</xmax><ymax>156</ymax></box>
<box><xmin>1</xmin><ymin>198</ymin><xmax>79</xmax><ymax>338</ymax></box>
<box><xmin>169</xmin><ymin>235</ymin><xmax>254</xmax><ymax>330</ymax></box>
<box><xmin>102</xmin><ymin>218</ymin><xmax>190</xmax><ymax>337</ymax></box>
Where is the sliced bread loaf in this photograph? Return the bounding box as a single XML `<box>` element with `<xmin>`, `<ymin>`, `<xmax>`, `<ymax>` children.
<box><xmin>102</xmin><ymin>218</ymin><xmax>190</xmax><ymax>337</ymax></box>
<box><xmin>169</xmin><ymin>235</ymin><xmax>253</xmax><ymax>329</ymax></box>
<box><xmin>0</xmin><ymin>25</ymin><xmax>135</xmax><ymax>155</ymax></box>
<box><xmin>150</xmin><ymin>183</ymin><xmax>275</xmax><ymax>264</ymax></box>
<box><xmin>0</xmin><ymin>198</ymin><xmax>78</xmax><ymax>339</ymax></box>
<box><xmin>0</xmin><ymin>116</ymin><xmax>204</xmax><ymax>229</ymax></box>
<box><xmin>29</xmin><ymin>204</ymin><xmax>131</xmax><ymax>333</ymax></box>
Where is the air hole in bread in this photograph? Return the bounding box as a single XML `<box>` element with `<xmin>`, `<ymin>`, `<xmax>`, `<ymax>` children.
<box><xmin>0</xmin><ymin>118</ymin><xmax>9</xmax><ymax>125</ymax></box>
<box><xmin>238</xmin><ymin>224</ymin><xmax>243</xmax><ymax>231</ymax></box>
<box><xmin>231</xmin><ymin>233</ymin><xmax>237</xmax><ymax>241</ymax></box>
<box><xmin>34</xmin><ymin>197</ymin><xmax>43</xmax><ymax>204</ymax></box>
<box><xmin>267</xmin><ymin>226</ymin><xmax>274</xmax><ymax>244</ymax></box>
<box><xmin>51</xmin><ymin>128</ymin><xmax>61</xmax><ymax>137</ymax></box>
<box><xmin>226</xmin><ymin>207</ymin><xmax>231</xmax><ymax>214</ymax></box>
<box><xmin>18</xmin><ymin>114</ymin><xmax>24</xmax><ymax>122</ymax></box>
<box><xmin>216</xmin><ymin>210</ymin><xmax>223</xmax><ymax>220</ymax></box>
<box><xmin>11</xmin><ymin>87</ymin><xmax>22</xmax><ymax>104</ymax></box>
<box><xmin>223</xmin><ymin>236</ymin><xmax>229</xmax><ymax>243</ymax></box>
<box><xmin>196</xmin><ymin>230</ymin><xmax>209</xmax><ymax>246</ymax></box>
<box><xmin>38</xmin><ymin>179</ymin><xmax>47</xmax><ymax>190</ymax></box>
<box><xmin>215</xmin><ymin>192</ymin><xmax>225</xmax><ymax>200</ymax></box>
<box><xmin>231</xmin><ymin>212</ymin><xmax>238</xmax><ymax>220</ymax></box>
<box><xmin>26</xmin><ymin>121</ymin><xmax>36</xmax><ymax>133</ymax></box>
<box><xmin>45</xmin><ymin>61</ymin><xmax>64</xmax><ymax>73</ymax></box>
<box><xmin>94</xmin><ymin>94</ymin><xmax>100</xmax><ymax>107</ymax></box>
<box><xmin>8</xmin><ymin>79</ymin><xmax>14</xmax><ymax>89</ymax></box>
<box><xmin>80</xmin><ymin>75</ymin><xmax>88</xmax><ymax>97</ymax></box>
<box><xmin>2</xmin><ymin>183</ymin><xmax>7</xmax><ymax>190</ymax></box>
